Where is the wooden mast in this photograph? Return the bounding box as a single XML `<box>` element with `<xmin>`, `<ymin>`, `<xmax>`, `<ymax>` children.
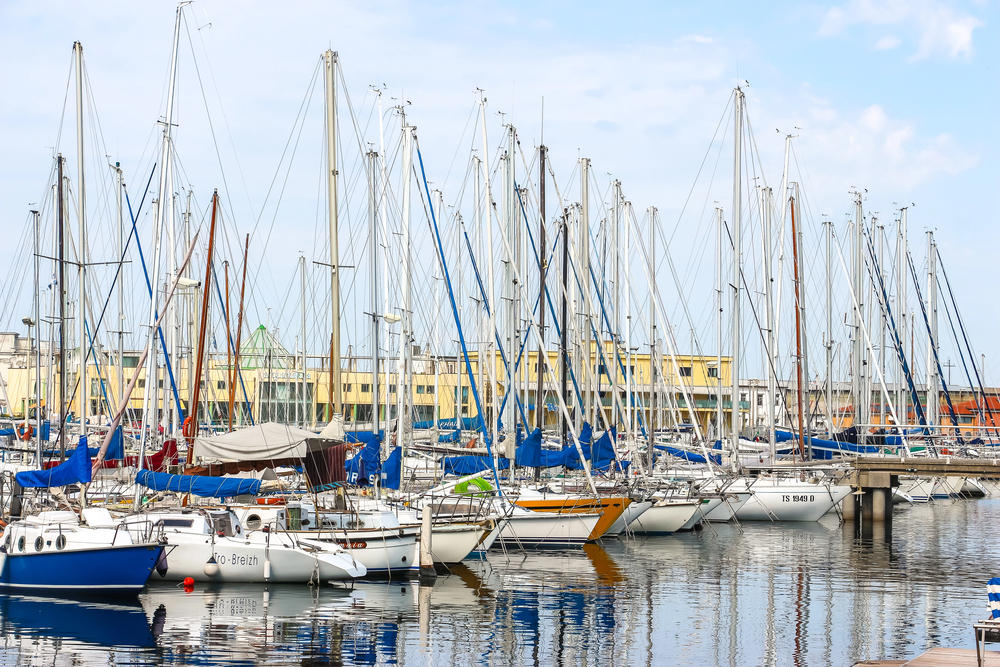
<box><xmin>790</xmin><ymin>195</ymin><xmax>806</xmax><ymax>460</ymax></box>
<box><xmin>186</xmin><ymin>190</ymin><xmax>219</xmax><ymax>464</ymax></box>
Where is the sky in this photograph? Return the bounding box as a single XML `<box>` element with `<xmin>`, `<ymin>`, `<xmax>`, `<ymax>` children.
<box><xmin>0</xmin><ymin>0</ymin><xmax>997</xmax><ymax>386</ymax></box>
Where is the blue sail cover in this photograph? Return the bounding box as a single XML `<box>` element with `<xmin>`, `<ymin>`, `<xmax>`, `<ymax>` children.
<box><xmin>441</xmin><ymin>456</ymin><xmax>509</xmax><ymax>476</ymax></box>
<box><xmin>515</xmin><ymin>428</ymin><xmax>543</xmax><ymax>467</ymax></box>
<box><xmin>381</xmin><ymin>446</ymin><xmax>402</xmax><ymax>489</ymax></box>
<box><xmin>135</xmin><ymin>470</ymin><xmax>261</xmax><ymax>497</ymax></box>
<box><xmin>346</xmin><ymin>440</ymin><xmax>382</xmax><ymax>485</ymax></box>
<box><xmin>16</xmin><ymin>438</ymin><xmax>93</xmax><ymax>488</ymax></box>
<box><xmin>591</xmin><ymin>428</ymin><xmax>618</xmax><ymax>471</ymax></box>
<box><xmin>654</xmin><ymin>444</ymin><xmax>720</xmax><ymax>465</ymax></box>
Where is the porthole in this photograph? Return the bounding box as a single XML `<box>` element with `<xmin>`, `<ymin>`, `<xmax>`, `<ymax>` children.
<box><xmin>55</xmin><ymin>535</ymin><xmax>66</xmax><ymax>551</ymax></box>
<box><xmin>246</xmin><ymin>515</ymin><xmax>261</xmax><ymax>530</ymax></box>
<box><xmin>34</xmin><ymin>536</ymin><xmax>43</xmax><ymax>552</ymax></box>
<box><xmin>17</xmin><ymin>537</ymin><xmax>24</xmax><ymax>552</ymax></box>
<box><xmin>301</xmin><ymin>519</ymin><xmax>310</xmax><ymax>526</ymax></box>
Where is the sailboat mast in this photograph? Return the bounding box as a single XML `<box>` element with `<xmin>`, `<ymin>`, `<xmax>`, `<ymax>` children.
<box><xmin>32</xmin><ymin>208</ymin><xmax>42</xmax><ymax>463</ymax></box>
<box><xmin>324</xmin><ymin>50</ymin><xmax>342</xmax><ymax>421</ymax></box>
<box><xmin>649</xmin><ymin>206</ymin><xmax>657</xmax><ymax>471</ymax></box>
<box><xmin>730</xmin><ymin>88</ymin><xmax>743</xmax><ymax>463</ymax></box>
<box><xmin>825</xmin><ymin>219</ymin><xmax>834</xmax><ymax>435</ymax></box>
<box><xmin>115</xmin><ymin>163</ymin><xmax>125</xmax><ymax>409</ymax></box>
<box><xmin>396</xmin><ymin>124</ymin><xmax>414</xmax><ymax>451</ymax></box>
<box><xmin>536</xmin><ymin>145</ymin><xmax>547</xmax><ymax>432</ymax></box>
<box><xmin>57</xmin><ymin>155</ymin><xmax>67</xmax><ymax>461</ymax></box>
<box><xmin>761</xmin><ymin>186</ymin><xmax>777</xmax><ymax>454</ymax></box>
<box><xmin>74</xmin><ymin>41</ymin><xmax>88</xmax><ymax>438</ymax></box>
<box><xmin>478</xmin><ymin>98</ymin><xmax>498</xmax><ymax>453</ymax></box>
<box><xmin>231</xmin><ymin>235</ymin><xmax>249</xmax><ymax>429</ymax></box>
<box><xmin>560</xmin><ymin>208</ymin><xmax>570</xmax><ymax>441</ymax></box>
<box><xmin>300</xmin><ymin>255</ymin><xmax>308</xmax><ymax>427</ymax></box>
<box><xmin>794</xmin><ymin>184</ymin><xmax>812</xmax><ymax>458</ymax></box>
<box><xmin>926</xmin><ymin>231</ymin><xmax>939</xmax><ymax>429</ymax></box>
<box><xmin>791</xmin><ymin>194</ymin><xmax>806</xmax><ymax>459</ymax></box>
<box><xmin>368</xmin><ymin>150</ymin><xmax>380</xmax><ymax>443</ymax></box>
<box><xmin>187</xmin><ymin>191</ymin><xmax>219</xmax><ymax>460</ymax></box>
<box><xmin>896</xmin><ymin>208</ymin><xmax>908</xmax><ymax>427</ymax></box>
<box><xmin>580</xmin><ymin>158</ymin><xmax>591</xmax><ymax>428</ymax></box>
<box><xmin>852</xmin><ymin>191</ymin><xmax>866</xmax><ymax>445</ymax></box>
<box><xmin>716</xmin><ymin>207</ymin><xmax>724</xmax><ymax>444</ymax></box>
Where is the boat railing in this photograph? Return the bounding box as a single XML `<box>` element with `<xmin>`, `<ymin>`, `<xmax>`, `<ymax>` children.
<box><xmin>116</xmin><ymin>516</ymin><xmax>162</xmax><ymax>545</ymax></box>
<box><xmin>425</xmin><ymin>490</ymin><xmax>496</xmax><ymax>525</ymax></box>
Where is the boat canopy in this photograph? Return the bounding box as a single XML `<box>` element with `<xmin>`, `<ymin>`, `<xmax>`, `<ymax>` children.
<box><xmin>193</xmin><ymin>422</ymin><xmax>332</xmax><ymax>463</ymax></box>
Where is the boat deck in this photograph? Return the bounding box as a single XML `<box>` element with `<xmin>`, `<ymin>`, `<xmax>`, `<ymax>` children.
<box><xmin>854</xmin><ymin>648</ymin><xmax>1000</xmax><ymax>666</ymax></box>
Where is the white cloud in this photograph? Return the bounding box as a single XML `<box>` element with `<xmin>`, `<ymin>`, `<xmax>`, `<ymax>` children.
<box><xmin>820</xmin><ymin>0</ymin><xmax>983</xmax><ymax>60</ymax></box>
<box><xmin>874</xmin><ymin>35</ymin><xmax>901</xmax><ymax>49</ymax></box>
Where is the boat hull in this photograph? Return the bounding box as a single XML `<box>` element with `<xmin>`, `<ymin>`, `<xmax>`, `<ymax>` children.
<box><xmin>736</xmin><ymin>482</ymin><xmax>852</xmax><ymax>521</ymax></box>
<box><xmin>496</xmin><ymin>510</ymin><xmax>601</xmax><ymax>547</ymax></box>
<box><xmin>631</xmin><ymin>501</ymin><xmax>701</xmax><ymax>535</ymax></box>
<box><xmin>605</xmin><ymin>500</ymin><xmax>652</xmax><ymax>537</ymax></box>
<box><xmin>704</xmin><ymin>493</ymin><xmax>752</xmax><ymax>521</ymax></box>
<box><xmin>0</xmin><ymin>544</ymin><xmax>162</xmax><ymax>595</ymax></box>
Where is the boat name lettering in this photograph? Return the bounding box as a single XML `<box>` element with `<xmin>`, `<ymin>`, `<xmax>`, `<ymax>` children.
<box><xmin>217</xmin><ymin>554</ymin><xmax>260</xmax><ymax>566</ymax></box>
<box><xmin>781</xmin><ymin>495</ymin><xmax>816</xmax><ymax>503</ymax></box>
<box><xmin>337</xmin><ymin>541</ymin><xmax>368</xmax><ymax>549</ymax></box>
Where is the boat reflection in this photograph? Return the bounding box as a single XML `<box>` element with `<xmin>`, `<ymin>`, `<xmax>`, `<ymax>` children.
<box><xmin>0</xmin><ymin>593</ymin><xmax>155</xmax><ymax>647</ymax></box>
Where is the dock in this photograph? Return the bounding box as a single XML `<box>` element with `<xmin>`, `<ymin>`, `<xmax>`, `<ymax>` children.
<box><xmin>855</xmin><ymin>647</ymin><xmax>1000</xmax><ymax>666</ymax></box>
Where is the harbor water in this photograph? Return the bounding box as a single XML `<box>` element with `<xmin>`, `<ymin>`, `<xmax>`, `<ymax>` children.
<box><xmin>0</xmin><ymin>498</ymin><xmax>993</xmax><ymax>666</ymax></box>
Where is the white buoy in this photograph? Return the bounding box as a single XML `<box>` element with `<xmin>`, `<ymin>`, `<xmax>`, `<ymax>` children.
<box><xmin>263</xmin><ymin>558</ymin><xmax>271</xmax><ymax>580</ymax></box>
<box><xmin>204</xmin><ymin>556</ymin><xmax>220</xmax><ymax>577</ymax></box>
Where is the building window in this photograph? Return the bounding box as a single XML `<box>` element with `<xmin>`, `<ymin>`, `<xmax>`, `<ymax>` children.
<box><xmin>757</xmin><ymin>394</ymin><xmax>763</xmax><ymax>406</ymax></box>
<box><xmin>343</xmin><ymin>384</ymin><xmax>352</xmax><ymax>393</ymax></box>
<box><xmin>158</xmin><ymin>379</ymin><xmax>164</xmax><ymax>389</ymax></box>
<box><xmin>740</xmin><ymin>393</ymin><xmax>747</xmax><ymax>402</ymax></box>
<box><xmin>707</xmin><ymin>367</ymin><xmax>718</xmax><ymax>378</ymax></box>
<box><xmin>679</xmin><ymin>366</ymin><xmax>692</xmax><ymax>377</ymax></box>
<box><xmin>217</xmin><ymin>380</ymin><xmax>226</xmax><ymax>390</ymax></box>
<box><xmin>426</xmin><ymin>385</ymin><xmax>435</xmax><ymax>395</ymax></box>
<box><xmin>417</xmin><ymin>385</ymin><xmax>425</xmax><ymax>394</ymax></box>
<box><xmin>90</xmin><ymin>378</ymin><xmax>100</xmax><ymax>397</ymax></box>
<box><xmin>389</xmin><ymin>385</ymin><xmax>397</xmax><ymax>393</ymax></box>
<box><xmin>137</xmin><ymin>379</ymin><xmax>145</xmax><ymax>388</ymax></box>
<box><xmin>122</xmin><ymin>355</ymin><xmax>139</xmax><ymax>368</ymax></box>
<box><xmin>361</xmin><ymin>384</ymin><xmax>371</xmax><ymax>393</ymax></box>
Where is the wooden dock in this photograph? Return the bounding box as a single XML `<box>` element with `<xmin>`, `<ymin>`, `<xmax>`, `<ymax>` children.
<box><xmin>855</xmin><ymin>647</ymin><xmax>1000</xmax><ymax>666</ymax></box>
<box><xmin>853</xmin><ymin>456</ymin><xmax>1000</xmax><ymax>477</ymax></box>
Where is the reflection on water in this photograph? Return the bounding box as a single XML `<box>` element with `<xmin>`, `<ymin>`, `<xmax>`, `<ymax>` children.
<box><xmin>0</xmin><ymin>499</ymin><xmax>995</xmax><ymax>665</ymax></box>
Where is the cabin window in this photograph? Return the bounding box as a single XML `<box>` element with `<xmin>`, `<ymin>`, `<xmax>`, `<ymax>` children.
<box><xmin>34</xmin><ymin>536</ymin><xmax>43</xmax><ymax>552</ymax></box>
<box><xmin>55</xmin><ymin>535</ymin><xmax>66</xmax><ymax>550</ymax></box>
<box><xmin>156</xmin><ymin>518</ymin><xmax>194</xmax><ymax>529</ymax></box>
<box><xmin>17</xmin><ymin>537</ymin><xmax>24</xmax><ymax>552</ymax></box>
<box><xmin>246</xmin><ymin>514</ymin><xmax>262</xmax><ymax>530</ymax></box>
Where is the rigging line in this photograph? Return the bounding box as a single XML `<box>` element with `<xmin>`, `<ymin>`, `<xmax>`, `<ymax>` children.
<box><xmin>180</xmin><ymin>13</ymin><xmax>245</xmax><ymax>242</ymax></box>
<box><xmin>936</xmin><ymin>248</ymin><xmax>999</xmax><ymax>437</ymax></box>
<box><xmin>186</xmin><ymin>12</ymin><xmax>257</xmax><ymax>225</ymax></box>
<box><xmin>667</xmin><ymin>92</ymin><xmax>734</xmax><ymax>246</ymax></box>
<box><xmin>864</xmin><ymin>225</ymin><xmax>925</xmax><ymax>430</ymax></box>
<box><xmin>442</xmin><ymin>104</ymin><xmax>479</xmax><ymax>191</ymax></box>
<box><xmin>905</xmin><ymin>248</ymin><xmax>961</xmax><ymax>437</ymax></box>
<box><xmin>935</xmin><ymin>271</ymin><xmax>983</xmax><ymax>429</ymax></box>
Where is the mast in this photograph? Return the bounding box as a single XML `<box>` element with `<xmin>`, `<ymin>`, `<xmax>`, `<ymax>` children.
<box><xmin>32</xmin><ymin>208</ymin><xmax>42</xmax><ymax>463</ymax></box>
<box><xmin>791</xmin><ymin>194</ymin><xmax>806</xmax><ymax>459</ymax></box>
<box><xmin>300</xmin><ymin>255</ymin><xmax>308</xmax><ymax>427</ymax></box>
<box><xmin>433</xmin><ymin>189</ymin><xmax>444</xmax><ymax>439</ymax></box>
<box><xmin>186</xmin><ymin>190</ymin><xmax>219</xmax><ymax>461</ymax></box>
<box><xmin>536</xmin><ymin>144</ymin><xmax>547</xmax><ymax>433</ymax></box>
<box><xmin>232</xmin><ymin>235</ymin><xmax>249</xmax><ymax>428</ymax></box>
<box><xmin>774</xmin><ymin>134</ymin><xmax>793</xmax><ymax>385</ymax></box>
<box><xmin>396</xmin><ymin>124</ymin><xmax>414</xmax><ymax>453</ymax></box>
<box><xmin>793</xmin><ymin>184</ymin><xmax>812</xmax><ymax>458</ymax></box>
<box><xmin>761</xmin><ymin>186</ymin><xmax>777</xmax><ymax>455</ymax></box>
<box><xmin>580</xmin><ymin>158</ymin><xmax>592</xmax><ymax>428</ymax></box>
<box><xmin>560</xmin><ymin>208</ymin><xmax>570</xmax><ymax>442</ymax></box>
<box><xmin>730</xmin><ymin>88</ymin><xmax>743</xmax><ymax>463</ymax></box>
<box><xmin>324</xmin><ymin>50</ymin><xmax>343</xmax><ymax>421</ymax></box>
<box><xmin>114</xmin><ymin>163</ymin><xmax>125</xmax><ymax>409</ymax></box>
<box><xmin>649</xmin><ymin>206</ymin><xmax>657</xmax><ymax>471</ymax></box>
<box><xmin>852</xmin><ymin>191</ymin><xmax>867</xmax><ymax>445</ymax></box>
<box><xmin>74</xmin><ymin>41</ymin><xmax>88</xmax><ymax>437</ymax></box>
<box><xmin>926</xmin><ymin>231</ymin><xmax>939</xmax><ymax>428</ymax></box>
<box><xmin>224</xmin><ymin>261</ymin><xmax>232</xmax><ymax>430</ymax></box>
<box><xmin>896</xmin><ymin>208</ymin><xmax>908</xmax><ymax>427</ymax></box>
<box><xmin>478</xmin><ymin>98</ymin><xmax>499</xmax><ymax>453</ymax></box>
<box><xmin>825</xmin><ymin>219</ymin><xmax>834</xmax><ymax>435</ymax></box>
<box><xmin>57</xmin><ymin>155</ymin><xmax>67</xmax><ymax>461</ymax></box>
<box><xmin>368</xmin><ymin>150</ymin><xmax>380</xmax><ymax>444</ymax></box>
<box><xmin>716</xmin><ymin>207</ymin><xmax>725</xmax><ymax>444</ymax></box>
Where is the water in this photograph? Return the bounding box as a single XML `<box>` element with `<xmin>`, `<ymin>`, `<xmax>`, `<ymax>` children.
<box><xmin>0</xmin><ymin>498</ymin><xmax>994</xmax><ymax>666</ymax></box>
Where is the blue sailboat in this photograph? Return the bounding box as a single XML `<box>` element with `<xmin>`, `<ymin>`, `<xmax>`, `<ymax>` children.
<box><xmin>0</xmin><ymin>439</ymin><xmax>165</xmax><ymax>596</ymax></box>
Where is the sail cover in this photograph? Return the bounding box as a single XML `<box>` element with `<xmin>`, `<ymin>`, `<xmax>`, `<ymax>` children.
<box><xmin>16</xmin><ymin>438</ymin><xmax>93</xmax><ymax>488</ymax></box>
<box><xmin>135</xmin><ymin>470</ymin><xmax>261</xmax><ymax>497</ymax></box>
<box><xmin>193</xmin><ymin>422</ymin><xmax>329</xmax><ymax>463</ymax></box>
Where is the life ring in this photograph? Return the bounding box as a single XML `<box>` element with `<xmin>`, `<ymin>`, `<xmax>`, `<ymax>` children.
<box><xmin>455</xmin><ymin>477</ymin><xmax>493</xmax><ymax>497</ymax></box>
<box><xmin>16</xmin><ymin>424</ymin><xmax>32</xmax><ymax>441</ymax></box>
<box><xmin>256</xmin><ymin>497</ymin><xmax>286</xmax><ymax>505</ymax></box>
<box><xmin>465</xmin><ymin>437</ymin><xmax>477</xmax><ymax>449</ymax></box>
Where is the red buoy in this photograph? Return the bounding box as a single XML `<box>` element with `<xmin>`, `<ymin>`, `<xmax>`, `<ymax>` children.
<box><xmin>183</xmin><ymin>577</ymin><xmax>194</xmax><ymax>586</ymax></box>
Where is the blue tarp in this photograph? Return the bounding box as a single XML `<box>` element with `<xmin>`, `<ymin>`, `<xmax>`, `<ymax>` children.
<box><xmin>0</xmin><ymin>422</ymin><xmax>51</xmax><ymax>442</ymax></box>
<box><xmin>515</xmin><ymin>428</ymin><xmax>543</xmax><ymax>467</ymax></box>
<box><xmin>105</xmin><ymin>426</ymin><xmax>125</xmax><ymax>461</ymax></box>
<box><xmin>591</xmin><ymin>428</ymin><xmax>618</xmax><ymax>471</ymax></box>
<box><xmin>135</xmin><ymin>470</ymin><xmax>261</xmax><ymax>497</ymax></box>
<box><xmin>16</xmin><ymin>438</ymin><xmax>93</xmax><ymax>488</ymax></box>
<box><xmin>440</xmin><ymin>456</ymin><xmax>509</xmax><ymax>476</ymax></box>
<box><xmin>346</xmin><ymin>440</ymin><xmax>381</xmax><ymax>485</ymax></box>
<box><xmin>654</xmin><ymin>444</ymin><xmax>720</xmax><ymax>465</ymax></box>
<box><xmin>381</xmin><ymin>446</ymin><xmax>402</xmax><ymax>489</ymax></box>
